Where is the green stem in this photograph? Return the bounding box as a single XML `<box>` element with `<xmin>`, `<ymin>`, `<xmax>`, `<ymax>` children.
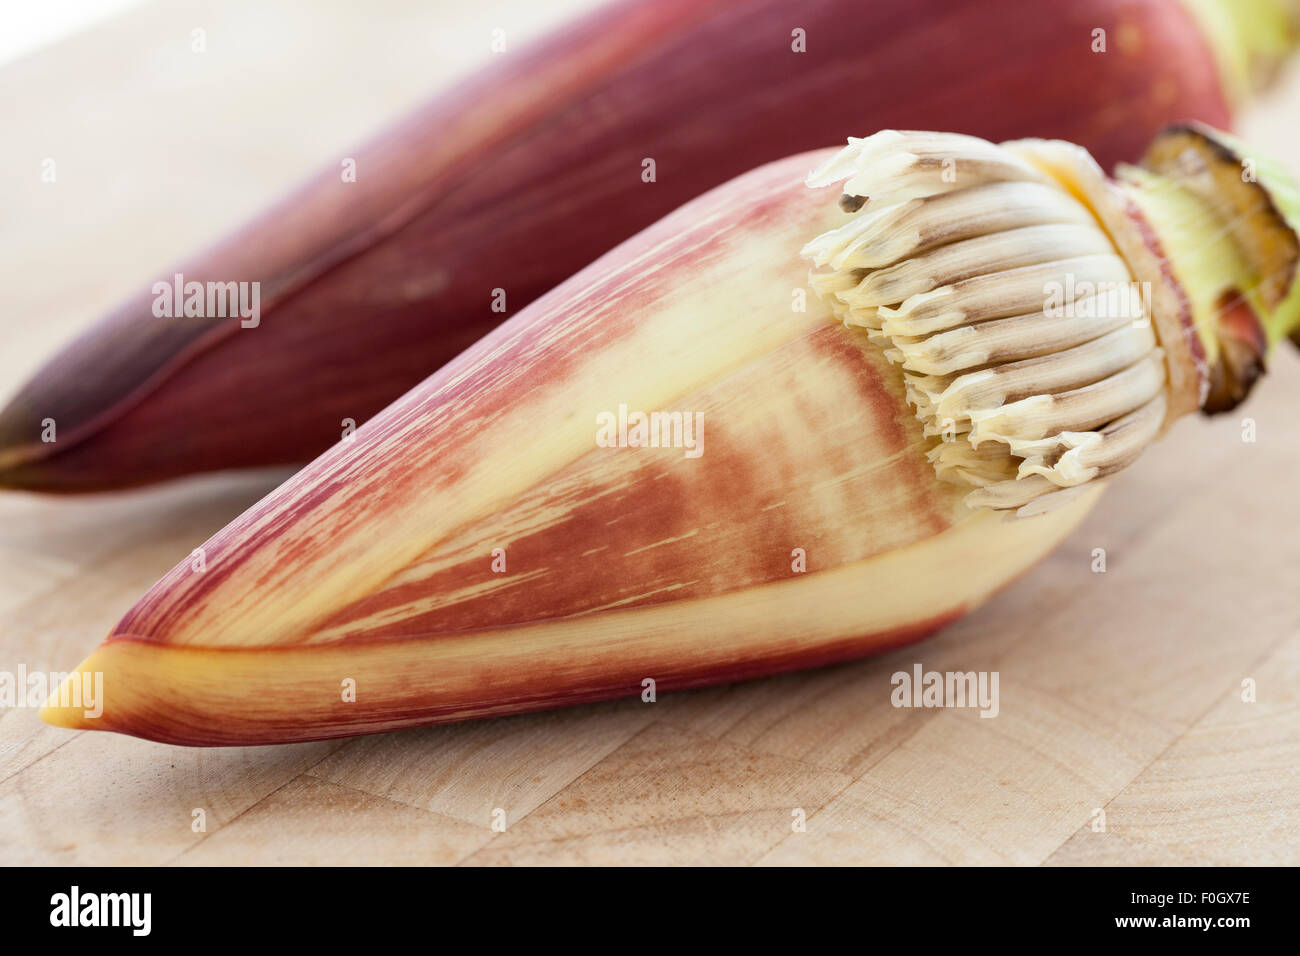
<box><xmin>1180</xmin><ymin>0</ymin><xmax>1300</xmax><ymax>103</ymax></box>
<box><xmin>1123</xmin><ymin>123</ymin><xmax>1300</xmax><ymax>410</ymax></box>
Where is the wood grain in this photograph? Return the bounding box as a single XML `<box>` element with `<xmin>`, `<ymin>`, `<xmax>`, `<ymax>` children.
<box><xmin>1</xmin><ymin>0</ymin><xmax>1298</xmax><ymax>864</ymax></box>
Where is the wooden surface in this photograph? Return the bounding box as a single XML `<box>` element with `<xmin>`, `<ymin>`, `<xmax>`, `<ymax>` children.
<box><xmin>2</xmin><ymin>0</ymin><xmax>1299</xmax><ymax>866</ymax></box>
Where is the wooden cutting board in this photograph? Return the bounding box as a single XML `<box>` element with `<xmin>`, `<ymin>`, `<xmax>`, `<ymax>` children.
<box><xmin>2</xmin><ymin>0</ymin><xmax>1298</xmax><ymax>865</ymax></box>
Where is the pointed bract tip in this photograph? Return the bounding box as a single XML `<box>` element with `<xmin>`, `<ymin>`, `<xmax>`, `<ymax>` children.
<box><xmin>39</xmin><ymin>653</ymin><xmax>108</xmax><ymax>732</ymax></box>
